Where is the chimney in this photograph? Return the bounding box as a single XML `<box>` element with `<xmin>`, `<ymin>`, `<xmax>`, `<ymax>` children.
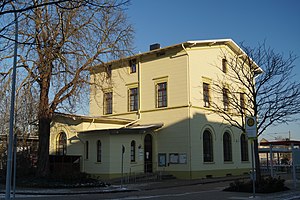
<box><xmin>150</xmin><ymin>43</ymin><xmax>160</xmax><ymax>51</ymax></box>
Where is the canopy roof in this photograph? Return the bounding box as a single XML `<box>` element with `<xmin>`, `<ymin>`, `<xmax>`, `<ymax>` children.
<box><xmin>260</xmin><ymin>140</ymin><xmax>300</xmax><ymax>146</ymax></box>
<box><xmin>78</xmin><ymin>123</ymin><xmax>164</xmax><ymax>134</ymax></box>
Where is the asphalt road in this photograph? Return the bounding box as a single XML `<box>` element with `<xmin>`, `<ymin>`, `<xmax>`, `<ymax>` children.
<box><xmin>2</xmin><ymin>181</ymin><xmax>300</xmax><ymax>200</ymax></box>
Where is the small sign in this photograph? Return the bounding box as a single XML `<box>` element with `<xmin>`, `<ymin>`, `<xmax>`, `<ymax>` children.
<box><xmin>158</xmin><ymin>153</ymin><xmax>167</xmax><ymax>167</ymax></box>
<box><xmin>169</xmin><ymin>153</ymin><xmax>179</xmax><ymax>164</ymax></box>
<box><xmin>245</xmin><ymin>116</ymin><xmax>257</xmax><ymax>139</ymax></box>
<box><xmin>179</xmin><ymin>153</ymin><xmax>187</xmax><ymax>164</ymax></box>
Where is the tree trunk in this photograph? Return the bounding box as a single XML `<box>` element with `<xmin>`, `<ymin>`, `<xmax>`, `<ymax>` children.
<box><xmin>36</xmin><ymin>116</ymin><xmax>51</xmax><ymax>177</ymax></box>
<box><xmin>36</xmin><ymin>76</ymin><xmax>52</xmax><ymax>177</ymax></box>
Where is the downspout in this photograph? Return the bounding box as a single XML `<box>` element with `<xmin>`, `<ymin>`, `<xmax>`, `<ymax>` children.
<box><xmin>182</xmin><ymin>43</ymin><xmax>192</xmax><ymax>179</ymax></box>
<box><xmin>124</xmin><ymin>59</ymin><xmax>141</xmax><ymax>128</ymax></box>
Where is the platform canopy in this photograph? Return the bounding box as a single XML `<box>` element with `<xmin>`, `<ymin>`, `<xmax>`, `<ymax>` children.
<box><xmin>259</xmin><ymin>140</ymin><xmax>300</xmax><ymax>146</ymax></box>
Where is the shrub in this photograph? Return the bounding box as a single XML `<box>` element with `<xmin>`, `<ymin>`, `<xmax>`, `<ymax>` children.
<box><xmin>224</xmin><ymin>176</ymin><xmax>289</xmax><ymax>193</ymax></box>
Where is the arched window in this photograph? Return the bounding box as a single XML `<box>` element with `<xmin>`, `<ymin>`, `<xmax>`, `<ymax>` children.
<box><xmin>203</xmin><ymin>130</ymin><xmax>213</xmax><ymax>162</ymax></box>
<box><xmin>56</xmin><ymin>132</ymin><xmax>67</xmax><ymax>155</ymax></box>
<box><xmin>223</xmin><ymin>132</ymin><xmax>232</xmax><ymax>162</ymax></box>
<box><xmin>131</xmin><ymin>140</ymin><xmax>136</xmax><ymax>162</ymax></box>
<box><xmin>97</xmin><ymin>140</ymin><xmax>102</xmax><ymax>162</ymax></box>
<box><xmin>240</xmin><ymin>134</ymin><xmax>249</xmax><ymax>161</ymax></box>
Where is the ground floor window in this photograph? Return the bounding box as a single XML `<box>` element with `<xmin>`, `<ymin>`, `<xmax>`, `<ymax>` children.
<box><xmin>241</xmin><ymin>134</ymin><xmax>249</xmax><ymax>161</ymax></box>
<box><xmin>97</xmin><ymin>140</ymin><xmax>102</xmax><ymax>162</ymax></box>
<box><xmin>223</xmin><ymin>132</ymin><xmax>232</xmax><ymax>162</ymax></box>
<box><xmin>130</xmin><ymin>140</ymin><xmax>136</xmax><ymax>162</ymax></box>
<box><xmin>203</xmin><ymin>130</ymin><xmax>213</xmax><ymax>162</ymax></box>
<box><xmin>56</xmin><ymin>132</ymin><xmax>67</xmax><ymax>155</ymax></box>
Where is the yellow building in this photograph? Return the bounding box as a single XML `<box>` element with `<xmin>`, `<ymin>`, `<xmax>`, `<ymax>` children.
<box><xmin>50</xmin><ymin>39</ymin><xmax>253</xmax><ymax>180</ymax></box>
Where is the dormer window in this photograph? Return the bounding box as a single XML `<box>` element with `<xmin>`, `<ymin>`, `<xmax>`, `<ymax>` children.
<box><xmin>129</xmin><ymin>59</ymin><xmax>136</xmax><ymax>73</ymax></box>
<box><xmin>106</xmin><ymin>65</ymin><xmax>112</xmax><ymax>77</ymax></box>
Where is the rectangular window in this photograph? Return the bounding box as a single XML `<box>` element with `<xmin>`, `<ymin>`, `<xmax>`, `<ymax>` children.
<box><xmin>129</xmin><ymin>87</ymin><xmax>138</xmax><ymax>111</ymax></box>
<box><xmin>129</xmin><ymin>59</ymin><xmax>136</xmax><ymax>73</ymax></box>
<box><xmin>223</xmin><ymin>88</ymin><xmax>229</xmax><ymax>111</ymax></box>
<box><xmin>222</xmin><ymin>59</ymin><xmax>227</xmax><ymax>73</ymax></box>
<box><xmin>97</xmin><ymin>140</ymin><xmax>102</xmax><ymax>162</ymax></box>
<box><xmin>85</xmin><ymin>141</ymin><xmax>89</xmax><ymax>160</ymax></box>
<box><xmin>240</xmin><ymin>92</ymin><xmax>245</xmax><ymax>112</ymax></box>
<box><xmin>104</xmin><ymin>92</ymin><xmax>113</xmax><ymax>114</ymax></box>
<box><xmin>203</xmin><ymin>83</ymin><xmax>210</xmax><ymax>107</ymax></box>
<box><xmin>156</xmin><ymin>82</ymin><xmax>167</xmax><ymax>108</ymax></box>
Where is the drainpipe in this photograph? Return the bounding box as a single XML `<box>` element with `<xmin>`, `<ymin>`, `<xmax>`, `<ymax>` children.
<box><xmin>182</xmin><ymin>43</ymin><xmax>192</xmax><ymax>179</ymax></box>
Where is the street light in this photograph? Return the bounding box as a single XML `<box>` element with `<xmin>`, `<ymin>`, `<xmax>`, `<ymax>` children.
<box><xmin>5</xmin><ymin>2</ymin><xmax>18</xmax><ymax>200</ymax></box>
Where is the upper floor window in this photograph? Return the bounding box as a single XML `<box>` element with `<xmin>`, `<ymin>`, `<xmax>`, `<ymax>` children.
<box><xmin>156</xmin><ymin>82</ymin><xmax>167</xmax><ymax>108</ymax></box>
<box><xmin>97</xmin><ymin>140</ymin><xmax>102</xmax><ymax>162</ymax></box>
<box><xmin>223</xmin><ymin>88</ymin><xmax>229</xmax><ymax>111</ymax></box>
<box><xmin>223</xmin><ymin>132</ymin><xmax>232</xmax><ymax>162</ymax></box>
<box><xmin>240</xmin><ymin>134</ymin><xmax>249</xmax><ymax>161</ymax></box>
<box><xmin>240</xmin><ymin>92</ymin><xmax>245</xmax><ymax>112</ymax></box>
<box><xmin>129</xmin><ymin>59</ymin><xmax>136</xmax><ymax>73</ymax></box>
<box><xmin>222</xmin><ymin>59</ymin><xmax>227</xmax><ymax>73</ymax></box>
<box><xmin>130</xmin><ymin>140</ymin><xmax>136</xmax><ymax>162</ymax></box>
<box><xmin>203</xmin><ymin>83</ymin><xmax>210</xmax><ymax>107</ymax></box>
<box><xmin>203</xmin><ymin>130</ymin><xmax>213</xmax><ymax>162</ymax></box>
<box><xmin>106</xmin><ymin>65</ymin><xmax>112</xmax><ymax>78</ymax></box>
<box><xmin>129</xmin><ymin>87</ymin><xmax>138</xmax><ymax>111</ymax></box>
<box><xmin>56</xmin><ymin>132</ymin><xmax>67</xmax><ymax>155</ymax></box>
<box><xmin>104</xmin><ymin>92</ymin><xmax>113</xmax><ymax>114</ymax></box>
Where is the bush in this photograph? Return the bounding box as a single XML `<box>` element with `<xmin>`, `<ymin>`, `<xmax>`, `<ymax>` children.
<box><xmin>224</xmin><ymin>176</ymin><xmax>289</xmax><ymax>193</ymax></box>
<box><xmin>17</xmin><ymin>172</ymin><xmax>109</xmax><ymax>188</ymax></box>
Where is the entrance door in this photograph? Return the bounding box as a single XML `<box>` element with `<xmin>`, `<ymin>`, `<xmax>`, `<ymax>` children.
<box><xmin>144</xmin><ymin>134</ymin><xmax>153</xmax><ymax>173</ymax></box>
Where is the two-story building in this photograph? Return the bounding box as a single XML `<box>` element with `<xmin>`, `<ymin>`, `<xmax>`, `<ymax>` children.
<box><xmin>50</xmin><ymin>39</ymin><xmax>254</xmax><ymax>180</ymax></box>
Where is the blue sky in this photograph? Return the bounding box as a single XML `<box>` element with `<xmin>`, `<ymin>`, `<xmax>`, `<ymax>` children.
<box><xmin>127</xmin><ymin>0</ymin><xmax>300</xmax><ymax>140</ymax></box>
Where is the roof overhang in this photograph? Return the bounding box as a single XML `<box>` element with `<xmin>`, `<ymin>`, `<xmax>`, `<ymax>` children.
<box><xmin>260</xmin><ymin>140</ymin><xmax>300</xmax><ymax>146</ymax></box>
<box><xmin>78</xmin><ymin>123</ymin><xmax>164</xmax><ymax>134</ymax></box>
<box><xmin>259</xmin><ymin>148</ymin><xmax>292</xmax><ymax>153</ymax></box>
<box><xmin>53</xmin><ymin>112</ymin><xmax>132</xmax><ymax>125</ymax></box>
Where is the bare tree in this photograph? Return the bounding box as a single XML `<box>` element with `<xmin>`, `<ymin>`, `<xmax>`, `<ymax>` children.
<box><xmin>210</xmin><ymin>42</ymin><xmax>300</xmax><ymax>180</ymax></box>
<box><xmin>0</xmin><ymin>0</ymin><xmax>133</xmax><ymax>177</ymax></box>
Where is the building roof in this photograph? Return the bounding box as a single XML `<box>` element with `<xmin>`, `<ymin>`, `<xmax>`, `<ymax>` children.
<box><xmin>90</xmin><ymin>38</ymin><xmax>262</xmax><ymax>74</ymax></box>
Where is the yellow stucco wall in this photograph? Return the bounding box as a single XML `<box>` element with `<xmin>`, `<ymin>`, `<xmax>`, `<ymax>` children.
<box><xmin>51</xmin><ymin>41</ymin><xmax>252</xmax><ymax>180</ymax></box>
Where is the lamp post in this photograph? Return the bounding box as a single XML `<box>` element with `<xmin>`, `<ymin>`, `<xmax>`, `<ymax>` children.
<box><xmin>5</xmin><ymin>2</ymin><xmax>18</xmax><ymax>199</ymax></box>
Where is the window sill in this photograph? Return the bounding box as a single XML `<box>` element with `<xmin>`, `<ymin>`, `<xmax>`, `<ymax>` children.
<box><xmin>224</xmin><ymin>161</ymin><xmax>234</xmax><ymax>164</ymax></box>
<box><xmin>241</xmin><ymin>161</ymin><xmax>250</xmax><ymax>163</ymax></box>
<box><xmin>203</xmin><ymin>162</ymin><xmax>215</xmax><ymax>164</ymax></box>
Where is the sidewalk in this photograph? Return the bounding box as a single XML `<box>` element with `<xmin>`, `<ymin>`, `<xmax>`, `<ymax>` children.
<box><xmin>1</xmin><ymin>174</ymin><xmax>300</xmax><ymax>199</ymax></box>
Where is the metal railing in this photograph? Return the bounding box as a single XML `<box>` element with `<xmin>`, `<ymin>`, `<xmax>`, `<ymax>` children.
<box><xmin>127</xmin><ymin>162</ymin><xmax>161</xmax><ymax>183</ymax></box>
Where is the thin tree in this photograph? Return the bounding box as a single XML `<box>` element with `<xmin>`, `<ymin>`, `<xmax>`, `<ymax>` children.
<box><xmin>1</xmin><ymin>0</ymin><xmax>133</xmax><ymax>177</ymax></box>
<box><xmin>210</xmin><ymin>42</ymin><xmax>300</xmax><ymax>180</ymax></box>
